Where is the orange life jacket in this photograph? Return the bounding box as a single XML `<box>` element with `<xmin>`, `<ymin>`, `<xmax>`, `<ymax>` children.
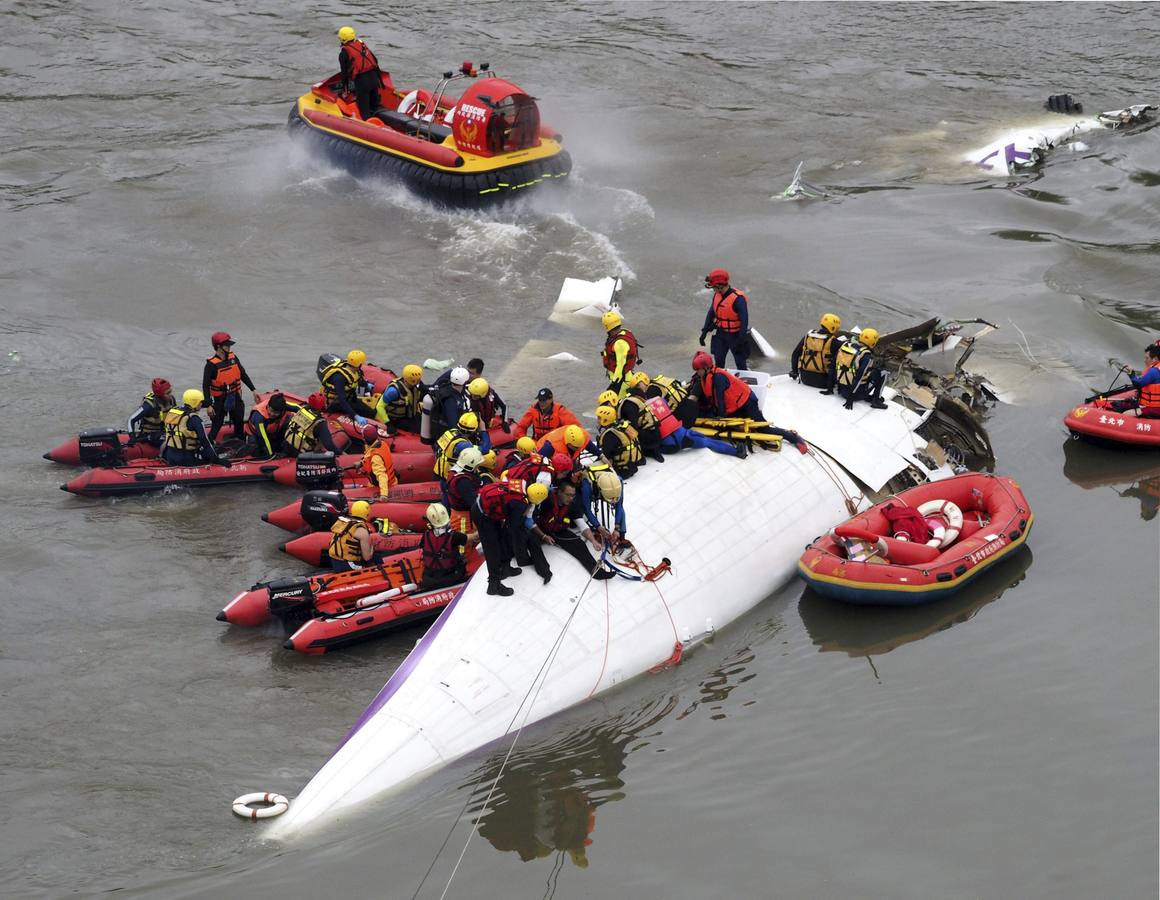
<box><xmin>519</xmin><ymin>402</ymin><xmax>577</xmax><ymax>440</ymax></box>
<box><xmin>538</xmin><ymin>425</ymin><xmax>591</xmax><ymax>459</ymax></box>
<box><xmin>477</xmin><ymin>481</ymin><xmax>525</xmax><ymax>522</ymax></box>
<box><xmin>206</xmin><ymin>352</ymin><xmax>242</xmax><ymax>398</ymax></box>
<box><xmin>341</xmin><ymin>40</ymin><xmax>379</xmax><ymax>76</ymax></box>
<box><xmin>712</xmin><ymin>289</ymin><xmax>745</xmax><ymax>333</ymax></box>
<box><xmin>361</xmin><ymin>441</ymin><xmax>398</xmax><ymax>487</ymax></box>
<box><xmin>699</xmin><ymin>367</ymin><xmax>751</xmax><ymax>416</ymax></box>
<box><xmin>1139</xmin><ymin>363</ymin><xmax>1160</xmax><ymax>413</ymax></box>
<box><xmin>601</xmin><ymin>328</ymin><xmax>639</xmax><ymax>373</ymax></box>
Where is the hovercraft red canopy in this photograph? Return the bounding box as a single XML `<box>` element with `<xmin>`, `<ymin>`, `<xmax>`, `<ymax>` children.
<box><xmin>452</xmin><ymin>78</ymin><xmax>541</xmax><ymax>158</ymax></box>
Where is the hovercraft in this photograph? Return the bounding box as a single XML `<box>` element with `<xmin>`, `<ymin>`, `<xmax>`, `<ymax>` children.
<box><xmin>798</xmin><ymin>472</ymin><xmax>1032</xmax><ymax>607</ymax></box>
<box><xmin>1064</xmin><ymin>386</ymin><xmax>1160</xmax><ymax>449</ymax></box>
<box><xmin>288</xmin><ymin>62</ymin><xmax>570</xmax><ymax>206</ymax></box>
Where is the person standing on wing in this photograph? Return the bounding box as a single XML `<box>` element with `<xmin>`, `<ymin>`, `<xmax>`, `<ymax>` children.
<box><xmin>699</xmin><ymin>268</ymin><xmax>750</xmax><ymax>371</ymax></box>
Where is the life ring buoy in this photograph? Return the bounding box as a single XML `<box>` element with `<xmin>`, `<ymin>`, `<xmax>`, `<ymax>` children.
<box><xmin>232</xmin><ymin>792</ymin><xmax>289</xmax><ymax>820</ymax></box>
<box><xmin>916</xmin><ymin>498</ymin><xmax>963</xmax><ymax>548</ymax></box>
<box><xmin>398</xmin><ymin>89</ymin><xmax>433</xmax><ymax>120</ymax></box>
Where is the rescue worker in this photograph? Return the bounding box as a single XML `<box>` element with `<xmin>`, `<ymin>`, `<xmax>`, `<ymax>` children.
<box><xmin>790</xmin><ymin>313</ymin><xmax>844</xmax><ymax>389</ymax></box>
<box><xmin>379</xmin><ymin>364</ymin><xmax>425</xmax><ymax>433</ymax></box>
<box><xmin>280</xmin><ymin>392</ymin><xmax>339</xmax><ymax>456</ymax></box>
<box><xmin>361</xmin><ymin>423</ymin><xmax>397</xmax><ymax>499</ymax></box>
<box><xmin>515</xmin><ymin>387</ymin><xmax>582</xmax><ymax>441</ymax></box>
<box><xmin>532</xmin><ymin>479</ymin><xmax>614</xmax><ymax>579</ymax></box>
<box><xmin>203</xmin><ymin>332</ymin><xmax>258</xmax><ymax>443</ymax></box>
<box><xmin>467</xmin><ymin>377</ymin><xmax>510</xmax><ymax>434</ymax></box>
<box><xmin>427</xmin><ymin>366</ymin><xmax>471</xmax><ymax>443</ymax></box>
<box><xmin>127</xmin><ymin>378</ymin><xmax>175</xmax><ymax>447</ymax></box>
<box><xmin>614</xmin><ymin>374</ymin><xmax>665</xmax><ymax>462</ymax></box>
<box><xmin>432</xmin><ymin>358</ymin><xmax>485</xmax><ymax>389</ymax></box>
<box><xmin>579</xmin><ymin>466</ymin><xmax>626</xmax><ymax>545</ymax></box>
<box><xmin>418</xmin><ymin>503</ymin><xmax>470</xmax><ymax>590</ymax></box>
<box><xmin>501</xmin><ymin>444</ymin><xmax>556</xmax><ymax>488</ymax></box>
<box><xmin>471</xmin><ymin>480</ymin><xmax>550</xmax><ymax>596</ymax></box>
<box><xmin>321</xmin><ymin>349</ymin><xmax>380</xmax><ymax>420</ymax></box>
<box><xmin>595</xmin><ymin>405</ymin><xmax>646</xmax><ymax>479</ymax></box>
<box><xmin>825</xmin><ymin>328</ymin><xmax>888</xmax><ymax>410</ymax></box>
<box><xmin>539</xmin><ymin>423</ymin><xmax>600</xmax><ymax>465</ymax></box>
<box><xmin>502</xmin><ymin>436</ymin><xmax>539</xmax><ymax>470</ymax></box>
<box><xmin>699</xmin><ymin>268</ymin><xmax>750</xmax><ymax>370</ymax></box>
<box><xmin>237</xmin><ymin>393</ymin><xmax>295</xmax><ymax>459</ymax></box>
<box><xmin>691</xmin><ymin>351</ymin><xmax>807</xmax><ymax>452</ymax></box>
<box><xmin>600</xmin><ymin>310</ymin><xmax>640</xmax><ymax>397</ymax></box>
<box><xmin>161</xmin><ymin>389</ymin><xmax>229</xmax><ymax>466</ymax></box>
<box><xmin>1108</xmin><ymin>343</ymin><xmax>1160</xmax><ymax>417</ymax></box>
<box><xmin>447</xmin><ymin>447</ymin><xmax>485</xmax><ymax>512</ymax></box>
<box><xmin>478</xmin><ymin>449</ymin><xmax>499</xmax><ymax>483</ymax></box>
<box><xmin>337</xmin><ymin>26</ymin><xmax>384</xmax><ymax>120</ymax></box>
<box><xmin>434</xmin><ymin>412</ymin><xmax>484</xmax><ymax>481</ymax></box>
<box><xmin>327</xmin><ymin>499</ymin><xmax>376</xmax><ymax>571</ymax></box>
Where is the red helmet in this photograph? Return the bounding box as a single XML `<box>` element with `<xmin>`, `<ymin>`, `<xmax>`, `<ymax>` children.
<box><xmin>692</xmin><ymin>350</ymin><xmax>714</xmax><ymax>371</ymax></box>
<box><xmin>705</xmin><ymin>268</ymin><xmax>730</xmax><ymax>288</ymax></box>
<box><xmin>151</xmin><ymin>377</ymin><xmax>172</xmax><ymax>395</ymax></box>
<box><xmin>307</xmin><ymin>392</ymin><xmax>327</xmax><ymax>411</ymax></box>
<box><xmin>552</xmin><ymin>452</ymin><xmax>573</xmax><ymax>475</ymax></box>
<box><xmin>362</xmin><ymin>423</ymin><xmax>380</xmax><ymax>442</ymax></box>
<box><xmin>211</xmin><ymin>331</ymin><xmax>234</xmax><ymax>347</ymax></box>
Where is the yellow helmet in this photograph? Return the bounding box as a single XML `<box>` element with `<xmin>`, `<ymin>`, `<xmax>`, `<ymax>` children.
<box><xmin>564</xmin><ymin>424</ymin><xmax>585</xmax><ymax>449</ymax></box>
<box><xmin>480</xmin><ymin>450</ymin><xmax>497</xmax><ymax>470</ymax></box>
<box><xmin>182</xmin><ymin>388</ymin><xmax>204</xmax><ymax>408</ymax></box>
<box><xmin>337</xmin><ymin>26</ymin><xmax>357</xmax><ymax>44</ymax></box>
<box><xmin>467</xmin><ymin>377</ymin><xmax>489</xmax><ymax>398</ymax></box>
<box><xmin>516</xmin><ymin>436</ymin><xmax>536</xmax><ymax>455</ymax></box>
<box><xmin>526</xmin><ymin>482</ymin><xmax>549</xmax><ymax>505</ymax></box>
<box><xmin>597</xmin><ymin>389</ymin><xmax>619</xmax><ymax>407</ymax></box>
<box><xmin>347</xmin><ymin>349</ymin><xmax>366</xmax><ymax>367</ymax></box>
<box><xmin>457</xmin><ymin>411</ymin><xmax>479</xmax><ymax>432</ymax></box>
<box><xmin>629</xmin><ymin>371</ymin><xmax>651</xmax><ymax>389</ymax></box>
<box><xmin>402</xmin><ymin>364</ymin><xmax>423</xmax><ymax>386</ymax></box>
<box><xmin>349</xmin><ymin>500</ymin><xmax>372</xmax><ymax>520</ymax></box>
<box><xmin>859</xmin><ymin>328</ymin><xmax>880</xmax><ymax>349</ymax></box>
<box><xmin>595</xmin><ymin>405</ymin><xmax>618</xmax><ymax>428</ymax></box>
<box><xmin>601</xmin><ymin>310</ymin><xmax>623</xmax><ymax>332</ymax></box>
<box><xmin>425</xmin><ymin>503</ymin><xmax>450</xmax><ymax>529</ymax></box>
<box><xmin>594</xmin><ymin>469</ymin><xmax>622</xmax><ymax>504</ymax></box>
<box><xmin>820</xmin><ymin>313</ymin><xmax>841</xmax><ymax>334</ymax></box>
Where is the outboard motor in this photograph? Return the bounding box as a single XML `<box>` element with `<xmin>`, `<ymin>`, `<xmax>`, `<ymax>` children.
<box><xmin>296</xmin><ymin>451</ymin><xmax>341</xmax><ymax>489</ymax></box>
<box><xmin>316</xmin><ymin>353</ymin><xmax>341</xmax><ymax>382</ymax></box>
<box><xmin>300</xmin><ymin>489</ymin><xmax>348</xmax><ymax>531</ymax></box>
<box><xmin>77</xmin><ymin>428</ymin><xmax>125</xmax><ymax>467</ymax></box>
<box><xmin>265</xmin><ymin>576</ymin><xmax>317</xmax><ymax>631</ymax></box>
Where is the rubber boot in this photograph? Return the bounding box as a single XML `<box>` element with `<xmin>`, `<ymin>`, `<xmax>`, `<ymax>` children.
<box><xmin>487</xmin><ymin>580</ymin><xmax>514</xmax><ymax>597</ymax></box>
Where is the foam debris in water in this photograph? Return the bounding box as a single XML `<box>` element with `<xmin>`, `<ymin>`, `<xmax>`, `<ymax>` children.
<box><xmin>545</xmin><ymin>352</ymin><xmax>581</xmax><ymax>362</ymax></box>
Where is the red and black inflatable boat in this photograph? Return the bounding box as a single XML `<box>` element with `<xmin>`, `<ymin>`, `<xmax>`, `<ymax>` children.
<box><xmin>798</xmin><ymin>473</ymin><xmax>1033</xmax><ymax>606</ymax></box>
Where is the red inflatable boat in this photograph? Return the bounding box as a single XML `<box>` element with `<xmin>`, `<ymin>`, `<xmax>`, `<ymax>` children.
<box><xmin>798</xmin><ymin>473</ymin><xmax>1033</xmax><ymax>606</ymax></box>
<box><xmin>284</xmin><ymin>582</ymin><xmax>466</xmax><ymax>655</ymax></box>
<box><xmin>262</xmin><ymin>481</ymin><xmax>444</xmax><ymax>532</ymax></box>
<box><xmin>280</xmin><ymin>503</ymin><xmax>474</xmax><ymax>566</ymax></box>
<box><xmin>219</xmin><ymin>548</ymin><xmax>431</xmax><ymax>627</ymax></box>
<box><xmin>62</xmin><ymin>456</ymin><xmax>296</xmax><ymax>496</ymax></box>
<box><xmin>1064</xmin><ymin>387</ymin><xmax>1160</xmax><ymax>448</ymax></box>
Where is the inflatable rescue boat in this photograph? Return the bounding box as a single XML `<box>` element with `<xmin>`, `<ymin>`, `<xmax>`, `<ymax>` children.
<box><xmin>798</xmin><ymin>473</ymin><xmax>1032</xmax><ymax>606</ymax></box>
<box><xmin>1064</xmin><ymin>387</ymin><xmax>1160</xmax><ymax>449</ymax></box>
<box><xmin>262</xmin><ymin>482</ymin><xmax>444</xmax><ymax>533</ymax></box>
<box><xmin>265</xmin><ymin>373</ymin><xmax>968</xmax><ymax>835</ymax></box>
<box><xmin>288</xmin><ymin>63</ymin><xmax>570</xmax><ymax>206</ymax></box>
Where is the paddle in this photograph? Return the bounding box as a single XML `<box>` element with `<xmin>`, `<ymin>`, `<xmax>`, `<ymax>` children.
<box><xmin>1084</xmin><ymin>360</ymin><xmax>1131</xmax><ymax>403</ymax></box>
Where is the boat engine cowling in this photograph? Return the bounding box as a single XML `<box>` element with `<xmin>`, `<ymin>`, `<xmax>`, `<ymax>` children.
<box><xmin>452</xmin><ymin>78</ymin><xmax>541</xmax><ymax>158</ymax></box>
<box><xmin>301</xmin><ymin>489</ymin><xmax>348</xmax><ymax>531</ymax></box>
<box><xmin>77</xmin><ymin>428</ymin><xmax>125</xmax><ymax>467</ymax></box>
<box><xmin>266</xmin><ymin>576</ymin><xmax>317</xmax><ymax>630</ymax></box>
<box><xmin>296</xmin><ymin>452</ymin><xmax>341</xmax><ymax>489</ymax></box>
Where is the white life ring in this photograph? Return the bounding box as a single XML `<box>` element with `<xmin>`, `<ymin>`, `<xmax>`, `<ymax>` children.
<box><xmin>232</xmin><ymin>792</ymin><xmax>289</xmax><ymax>821</ymax></box>
<box><xmin>917</xmin><ymin>498</ymin><xmax>963</xmax><ymax>548</ymax></box>
<box><xmin>398</xmin><ymin>89</ymin><xmax>435</xmax><ymax>121</ymax></box>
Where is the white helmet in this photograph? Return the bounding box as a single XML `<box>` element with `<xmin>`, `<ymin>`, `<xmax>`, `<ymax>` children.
<box><xmin>425</xmin><ymin>503</ymin><xmax>451</xmax><ymax>529</ymax></box>
<box><xmin>449</xmin><ymin>366</ymin><xmax>470</xmax><ymax>387</ymax></box>
<box><xmin>535</xmin><ymin>471</ymin><xmax>553</xmax><ymax>489</ymax></box>
<box><xmin>456</xmin><ymin>446</ymin><xmax>484</xmax><ymax>471</ymax></box>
